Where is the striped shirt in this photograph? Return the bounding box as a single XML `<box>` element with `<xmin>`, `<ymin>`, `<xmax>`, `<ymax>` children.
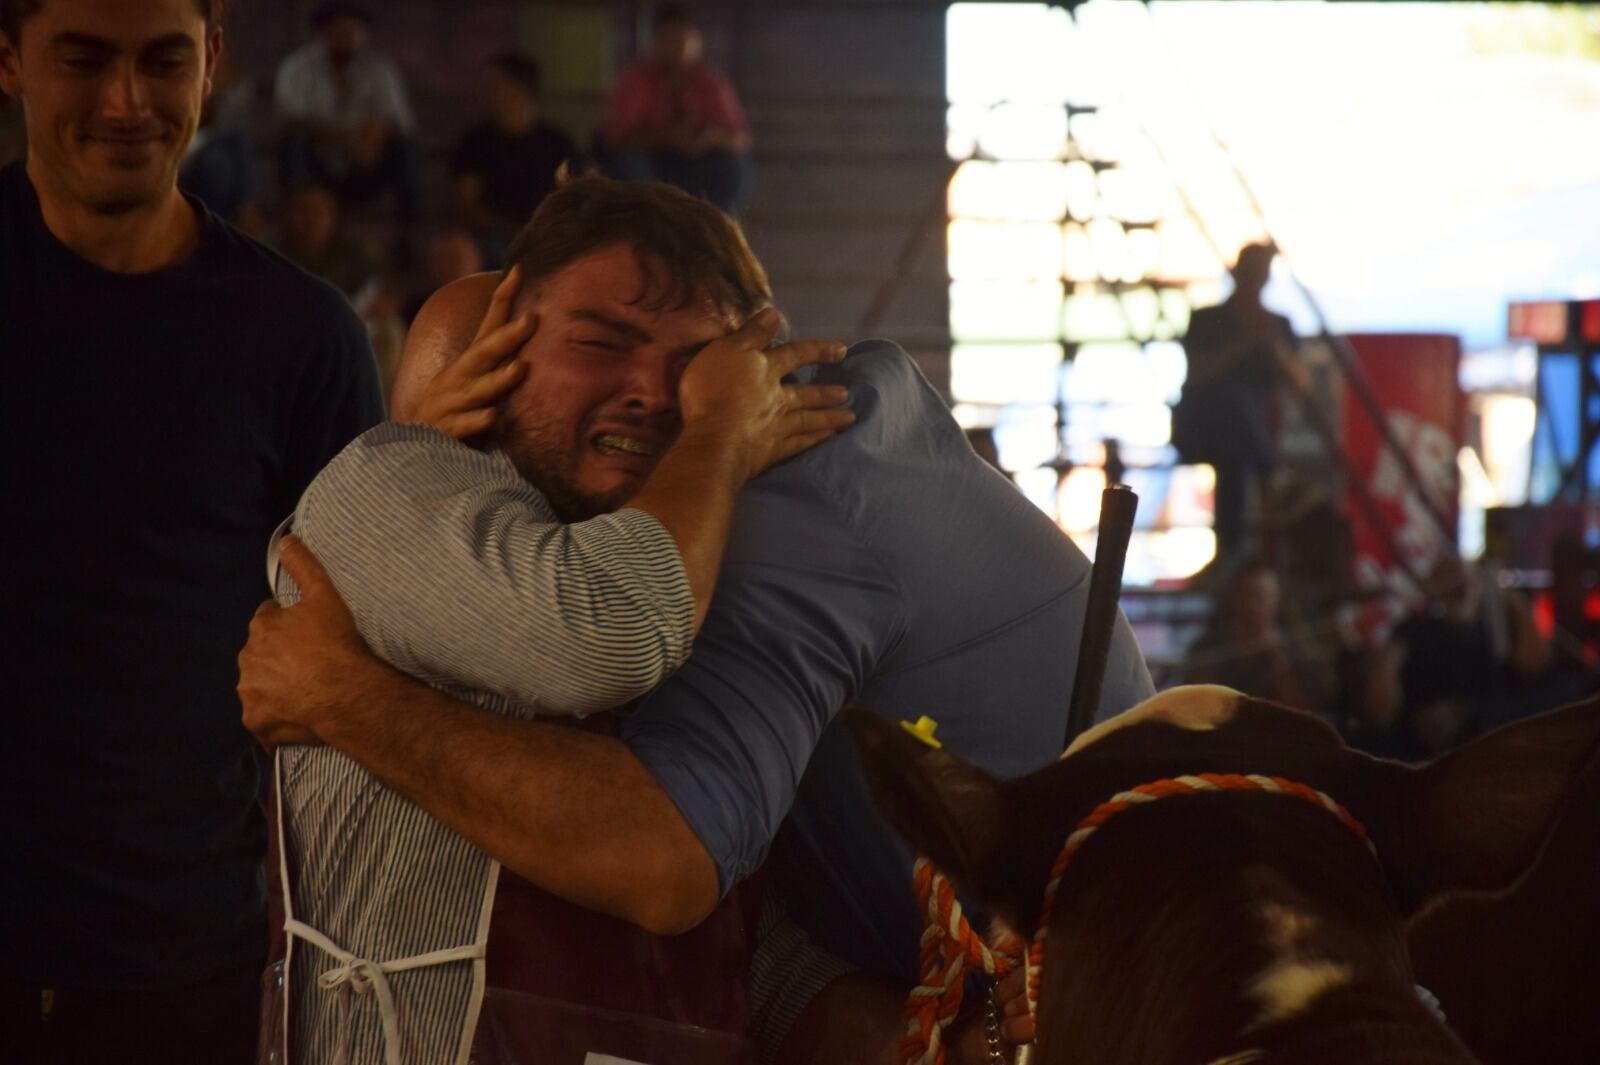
<box><xmin>273</xmin><ymin>422</ymin><xmax>694</xmax><ymax>1065</ymax></box>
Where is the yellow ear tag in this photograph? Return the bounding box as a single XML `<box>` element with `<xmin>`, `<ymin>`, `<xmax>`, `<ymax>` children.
<box><xmin>900</xmin><ymin>715</ymin><xmax>943</xmax><ymax>749</ymax></box>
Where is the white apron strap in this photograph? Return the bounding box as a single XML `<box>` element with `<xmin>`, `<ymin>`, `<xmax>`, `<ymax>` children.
<box><xmin>273</xmin><ymin>749</ymin><xmax>296</xmax><ymax>1065</ymax></box>
<box><xmin>284</xmin><ymin>918</ymin><xmax>484</xmax><ymax>1065</ymax></box>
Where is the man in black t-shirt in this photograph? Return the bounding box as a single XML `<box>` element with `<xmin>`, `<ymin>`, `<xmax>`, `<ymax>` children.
<box><xmin>450</xmin><ymin>52</ymin><xmax>582</xmax><ymax>264</ymax></box>
<box><xmin>0</xmin><ymin>2</ymin><xmax>382</xmax><ymax>1063</ymax></box>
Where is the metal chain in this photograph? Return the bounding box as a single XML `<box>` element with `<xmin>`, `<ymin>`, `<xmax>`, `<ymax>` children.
<box><xmin>984</xmin><ymin>990</ymin><xmax>1008</xmax><ymax>1064</ymax></box>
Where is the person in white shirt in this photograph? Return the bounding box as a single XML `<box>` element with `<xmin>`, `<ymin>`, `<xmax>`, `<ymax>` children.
<box><xmin>274</xmin><ymin>1</ymin><xmax>419</xmax><ymax>226</ymax></box>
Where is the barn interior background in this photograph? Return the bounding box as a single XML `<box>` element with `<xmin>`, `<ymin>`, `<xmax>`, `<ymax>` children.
<box><xmin>10</xmin><ymin>0</ymin><xmax>1594</xmax><ymax>690</ymax></box>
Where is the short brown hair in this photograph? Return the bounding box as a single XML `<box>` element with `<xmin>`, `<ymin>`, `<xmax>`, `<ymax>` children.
<box><xmin>504</xmin><ymin>173</ymin><xmax>772</xmax><ymax>322</ymax></box>
<box><xmin>1</xmin><ymin>0</ymin><xmax>226</xmax><ymax>43</ymax></box>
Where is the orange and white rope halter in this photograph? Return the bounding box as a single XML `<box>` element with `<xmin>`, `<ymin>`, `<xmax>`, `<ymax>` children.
<box><xmin>902</xmin><ymin>773</ymin><xmax>1376</xmax><ymax>1065</ymax></box>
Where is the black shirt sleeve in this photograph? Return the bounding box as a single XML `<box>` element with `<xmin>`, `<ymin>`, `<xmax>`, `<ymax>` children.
<box><xmin>280</xmin><ymin>301</ymin><xmax>385</xmax><ymax>513</ymax></box>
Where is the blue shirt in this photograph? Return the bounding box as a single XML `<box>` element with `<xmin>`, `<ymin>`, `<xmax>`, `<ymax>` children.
<box><xmin>622</xmin><ymin>340</ymin><xmax>1153</xmax><ymax>982</ymax></box>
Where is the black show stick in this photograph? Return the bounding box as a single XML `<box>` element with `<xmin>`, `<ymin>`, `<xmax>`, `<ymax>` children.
<box><xmin>1063</xmin><ymin>485</ymin><xmax>1139</xmax><ymax>749</ymax></box>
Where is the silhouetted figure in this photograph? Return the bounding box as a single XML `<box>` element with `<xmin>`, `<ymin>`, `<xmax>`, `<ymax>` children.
<box><xmin>1174</xmin><ymin>243</ymin><xmax>1298</xmax><ymax>569</ymax></box>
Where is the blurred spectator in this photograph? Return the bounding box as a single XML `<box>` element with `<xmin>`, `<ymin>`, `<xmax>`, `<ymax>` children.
<box><xmin>274</xmin><ymin>2</ymin><xmax>420</xmax><ymax>229</ymax></box>
<box><xmin>278</xmin><ymin>183</ymin><xmax>378</xmax><ymax>300</ymax></box>
<box><xmin>179</xmin><ymin>44</ymin><xmax>261</xmax><ymax>233</ymax></box>
<box><xmin>403</xmin><ymin>228</ymin><xmax>484</xmax><ymax>324</ymax></box>
<box><xmin>1180</xmin><ymin>558</ymin><xmax>1327</xmax><ymax>709</ymax></box>
<box><xmin>450</xmin><ymin>53</ymin><xmax>581</xmax><ymax>264</ymax></box>
<box><xmin>0</xmin><ymin>91</ymin><xmax>23</xmax><ymax>169</ymax></box>
<box><xmin>599</xmin><ymin>3</ymin><xmax>752</xmax><ymax>215</ymax></box>
<box><xmin>1173</xmin><ymin>243</ymin><xmax>1305</xmax><ymax>570</ymax></box>
<box><xmin>1351</xmin><ymin>555</ymin><xmax>1556</xmax><ymax>761</ymax></box>
<box><xmin>1388</xmin><ymin>556</ymin><xmax>1548</xmax><ymax>745</ymax></box>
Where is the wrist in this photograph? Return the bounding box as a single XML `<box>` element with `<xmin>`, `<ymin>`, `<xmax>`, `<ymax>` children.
<box><xmin>307</xmin><ymin>647</ymin><xmax>394</xmax><ymax>748</ymax></box>
<box><xmin>669</xmin><ymin>421</ymin><xmax>757</xmax><ymax>483</ymax></box>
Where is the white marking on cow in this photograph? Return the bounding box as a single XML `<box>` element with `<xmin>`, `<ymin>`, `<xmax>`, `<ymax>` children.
<box><xmin>1248</xmin><ymin>958</ymin><xmax>1353</xmax><ymax>1027</ymax></box>
<box><xmin>1260</xmin><ymin>901</ymin><xmax>1318</xmax><ymax>951</ymax></box>
<box><xmin>1064</xmin><ymin>685</ymin><xmax>1243</xmax><ymax>758</ymax></box>
<box><xmin>1246</xmin><ymin>903</ymin><xmax>1351</xmax><ymax>1029</ymax></box>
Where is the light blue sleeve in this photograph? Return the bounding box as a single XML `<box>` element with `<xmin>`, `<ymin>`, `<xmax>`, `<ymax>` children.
<box><xmin>620</xmin><ymin>470</ymin><xmax>906</xmax><ymax>895</ymax></box>
<box><xmin>1099</xmin><ymin>610</ymin><xmax>1156</xmax><ymax>723</ymax></box>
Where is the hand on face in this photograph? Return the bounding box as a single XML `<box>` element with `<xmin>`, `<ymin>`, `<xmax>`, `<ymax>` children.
<box><xmin>397</xmin><ymin>265</ymin><xmax>533</xmax><ymax>441</ymax></box>
<box><xmin>675</xmin><ymin>307</ymin><xmax>856</xmax><ymax>481</ymax></box>
<box><xmin>238</xmin><ymin>536</ymin><xmax>375</xmax><ymax>750</ymax></box>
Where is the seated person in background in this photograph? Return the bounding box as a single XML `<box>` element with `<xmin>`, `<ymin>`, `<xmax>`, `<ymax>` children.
<box><xmin>277</xmin><ymin>182</ymin><xmax>377</xmax><ymax>301</ymax></box>
<box><xmin>403</xmin><ymin>228</ymin><xmax>484</xmax><ymax>325</ymax></box>
<box><xmin>1181</xmin><ymin>558</ymin><xmax>1328</xmax><ymax>709</ymax></box>
<box><xmin>1385</xmin><ymin>555</ymin><xmax>1553</xmax><ymax>758</ymax></box>
<box><xmin>274</xmin><ymin>1</ymin><xmax>420</xmax><ymax>228</ymax></box>
<box><xmin>450</xmin><ymin>52</ymin><xmax>582</xmax><ymax>265</ymax></box>
<box><xmin>258</xmin><ymin>180</ymin><xmax>854</xmax><ymax>1065</ymax></box>
<box><xmin>599</xmin><ymin>3</ymin><xmax>752</xmax><ymax>216</ymax></box>
<box><xmin>179</xmin><ymin>43</ymin><xmax>261</xmax><ymax>233</ymax></box>
<box><xmin>240</xmin><ymin>177</ymin><xmax>1152</xmax><ymax>1065</ymax></box>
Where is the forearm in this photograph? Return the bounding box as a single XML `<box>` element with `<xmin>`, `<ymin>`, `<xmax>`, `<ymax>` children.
<box><xmin>627</xmin><ymin>427</ymin><xmax>747</xmax><ymax>630</ymax></box>
<box><xmin>315</xmin><ymin>654</ymin><xmax>720</xmax><ymax>934</ymax></box>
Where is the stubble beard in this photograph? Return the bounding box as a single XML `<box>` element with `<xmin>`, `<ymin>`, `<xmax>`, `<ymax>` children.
<box><xmin>497</xmin><ymin>413</ymin><xmax>627</xmax><ymax>523</ymax></box>
<box><xmin>74</xmin><ymin>140</ymin><xmax>183</xmax><ymax>216</ymax></box>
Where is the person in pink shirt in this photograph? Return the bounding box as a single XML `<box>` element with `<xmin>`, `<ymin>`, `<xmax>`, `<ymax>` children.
<box><xmin>600</xmin><ymin>4</ymin><xmax>752</xmax><ymax>215</ymax></box>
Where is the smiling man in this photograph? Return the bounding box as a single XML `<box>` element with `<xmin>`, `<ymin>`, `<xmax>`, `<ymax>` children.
<box><xmin>0</xmin><ymin>1</ymin><xmax>382</xmax><ymax>1062</ymax></box>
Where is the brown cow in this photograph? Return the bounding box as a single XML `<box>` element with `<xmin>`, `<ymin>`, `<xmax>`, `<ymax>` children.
<box><xmin>846</xmin><ymin>686</ymin><xmax>1600</xmax><ymax>1065</ymax></box>
<box><xmin>1408</xmin><ymin>713</ymin><xmax>1600</xmax><ymax>1065</ymax></box>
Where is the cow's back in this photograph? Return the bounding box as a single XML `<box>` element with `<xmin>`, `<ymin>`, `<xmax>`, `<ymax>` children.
<box><xmin>1409</xmin><ymin>741</ymin><xmax>1600</xmax><ymax>1065</ymax></box>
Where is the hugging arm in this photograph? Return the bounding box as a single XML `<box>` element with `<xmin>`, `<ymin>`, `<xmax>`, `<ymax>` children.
<box><xmin>281</xmin><ymin>426</ymin><xmax>700</xmax><ymax>715</ymax></box>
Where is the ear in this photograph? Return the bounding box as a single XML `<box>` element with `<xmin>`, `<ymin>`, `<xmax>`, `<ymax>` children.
<box><xmin>201</xmin><ymin>30</ymin><xmax>223</xmax><ymax>102</ymax></box>
<box><xmin>0</xmin><ymin>30</ymin><xmax>22</xmax><ymax>97</ymax></box>
<box><xmin>841</xmin><ymin>708</ymin><xmax>1009</xmax><ymax>899</ymax></box>
<box><xmin>1378</xmin><ymin>695</ymin><xmax>1600</xmax><ymax>917</ymax></box>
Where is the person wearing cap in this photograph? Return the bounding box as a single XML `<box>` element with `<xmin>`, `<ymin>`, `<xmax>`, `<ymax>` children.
<box><xmin>274</xmin><ymin>1</ymin><xmax>420</xmax><ymax>228</ymax></box>
<box><xmin>599</xmin><ymin>3</ymin><xmax>752</xmax><ymax>215</ymax></box>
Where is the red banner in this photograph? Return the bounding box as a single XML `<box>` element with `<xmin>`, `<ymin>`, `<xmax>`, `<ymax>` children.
<box><xmin>1342</xmin><ymin>333</ymin><xmax>1464</xmax><ymax>634</ymax></box>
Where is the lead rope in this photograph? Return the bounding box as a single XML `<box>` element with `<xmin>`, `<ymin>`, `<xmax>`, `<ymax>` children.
<box><xmin>900</xmin><ymin>774</ymin><xmax>1376</xmax><ymax>1065</ymax></box>
<box><xmin>905</xmin><ymin>859</ymin><xmax>1025</xmax><ymax>1065</ymax></box>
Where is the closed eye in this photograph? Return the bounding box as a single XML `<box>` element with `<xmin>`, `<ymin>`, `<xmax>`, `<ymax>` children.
<box><xmin>59</xmin><ymin>52</ymin><xmax>108</xmax><ymax>73</ymax></box>
<box><xmin>142</xmin><ymin>51</ymin><xmax>192</xmax><ymax>76</ymax></box>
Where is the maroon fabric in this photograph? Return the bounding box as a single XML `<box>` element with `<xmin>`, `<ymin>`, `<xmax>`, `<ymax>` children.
<box><xmin>472</xmin><ymin>711</ymin><xmax>762</xmax><ymax>1063</ymax></box>
<box><xmin>471</xmin><ymin>869</ymin><xmax>762</xmax><ymax>1065</ymax></box>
